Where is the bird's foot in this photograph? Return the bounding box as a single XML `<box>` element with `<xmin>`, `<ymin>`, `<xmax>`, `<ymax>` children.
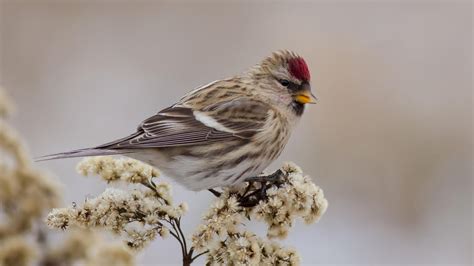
<box><xmin>244</xmin><ymin>169</ymin><xmax>284</xmax><ymax>183</ymax></box>
<box><xmin>238</xmin><ymin>169</ymin><xmax>286</xmax><ymax>207</ymax></box>
<box><xmin>207</xmin><ymin>170</ymin><xmax>286</xmax><ymax>207</ymax></box>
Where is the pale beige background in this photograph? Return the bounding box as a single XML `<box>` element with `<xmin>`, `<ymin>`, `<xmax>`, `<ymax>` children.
<box><xmin>0</xmin><ymin>1</ymin><xmax>472</xmax><ymax>265</ymax></box>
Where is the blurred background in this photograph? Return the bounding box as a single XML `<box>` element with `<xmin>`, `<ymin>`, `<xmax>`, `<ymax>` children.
<box><xmin>0</xmin><ymin>1</ymin><xmax>472</xmax><ymax>265</ymax></box>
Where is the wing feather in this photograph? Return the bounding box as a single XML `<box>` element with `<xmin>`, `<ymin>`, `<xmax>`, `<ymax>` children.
<box><xmin>97</xmin><ymin>98</ymin><xmax>270</xmax><ymax>149</ymax></box>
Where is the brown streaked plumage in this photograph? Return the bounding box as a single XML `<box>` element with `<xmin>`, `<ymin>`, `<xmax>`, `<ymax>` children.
<box><xmin>38</xmin><ymin>50</ymin><xmax>316</xmax><ymax>190</ymax></box>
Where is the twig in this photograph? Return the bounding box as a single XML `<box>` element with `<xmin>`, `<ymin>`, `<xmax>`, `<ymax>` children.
<box><xmin>141</xmin><ymin>179</ymin><xmax>170</xmax><ymax>205</ymax></box>
<box><xmin>166</xmin><ymin>219</ymin><xmax>186</xmax><ymax>259</ymax></box>
<box><xmin>176</xmin><ymin>217</ymin><xmax>188</xmax><ymax>253</ymax></box>
<box><xmin>191</xmin><ymin>250</ymin><xmax>209</xmax><ymax>261</ymax></box>
<box><xmin>139</xmin><ymin>174</ymin><xmax>213</xmax><ymax>265</ymax></box>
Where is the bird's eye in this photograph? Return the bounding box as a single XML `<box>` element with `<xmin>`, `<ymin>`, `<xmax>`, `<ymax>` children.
<box><xmin>279</xmin><ymin>79</ymin><xmax>290</xmax><ymax>87</ymax></box>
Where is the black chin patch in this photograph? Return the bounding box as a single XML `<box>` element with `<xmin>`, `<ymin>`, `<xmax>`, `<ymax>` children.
<box><xmin>291</xmin><ymin>101</ymin><xmax>305</xmax><ymax>116</ymax></box>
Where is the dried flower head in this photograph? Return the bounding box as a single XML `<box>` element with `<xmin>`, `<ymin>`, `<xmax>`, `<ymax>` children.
<box><xmin>252</xmin><ymin>162</ymin><xmax>328</xmax><ymax>239</ymax></box>
<box><xmin>0</xmin><ymin>119</ymin><xmax>61</xmax><ymax>239</ymax></box>
<box><xmin>192</xmin><ymin>162</ymin><xmax>327</xmax><ymax>265</ymax></box>
<box><xmin>85</xmin><ymin>242</ymin><xmax>135</xmax><ymax>266</ymax></box>
<box><xmin>0</xmin><ymin>121</ymin><xmax>29</xmax><ymax>168</ymax></box>
<box><xmin>192</xmin><ymin>193</ymin><xmax>242</xmax><ymax>250</ymax></box>
<box><xmin>0</xmin><ymin>237</ymin><xmax>36</xmax><ymax>266</ymax></box>
<box><xmin>1</xmin><ymin>88</ymin><xmax>134</xmax><ymax>266</ymax></box>
<box><xmin>77</xmin><ymin>156</ymin><xmax>160</xmax><ymax>184</ymax></box>
<box><xmin>42</xmin><ymin>228</ymin><xmax>97</xmax><ymax>265</ymax></box>
<box><xmin>47</xmin><ymin>186</ymin><xmax>185</xmax><ymax>250</ymax></box>
<box><xmin>0</xmin><ymin>87</ymin><xmax>14</xmax><ymax>117</ymax></box>
<box><xmin>50</xmin><ymin>155</ymin><xmax>326</xmax><ymax>265</ymax></box>
<box><xmin>206</xmin><ymin>231</ymin><xmax>300</xmax><ymax>266</ymax></box>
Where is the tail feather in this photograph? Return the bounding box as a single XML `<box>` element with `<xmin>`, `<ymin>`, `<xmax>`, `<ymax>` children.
<box><xmin>35</xmin><ymin>148</ymin><xmax>132</xmax><ymax>162</ymax></box>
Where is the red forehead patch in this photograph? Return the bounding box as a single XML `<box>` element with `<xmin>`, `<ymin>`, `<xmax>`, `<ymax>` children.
<box><xmin>288</xmin><ymin>57</ymin><xmax>310</xmax><ymax>81</ymax></box>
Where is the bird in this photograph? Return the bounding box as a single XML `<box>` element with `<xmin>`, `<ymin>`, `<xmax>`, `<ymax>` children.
<box><xmin>38</xmin><ymin>50</ymin><xmax>316</xmax><ymax>191</ymax></box>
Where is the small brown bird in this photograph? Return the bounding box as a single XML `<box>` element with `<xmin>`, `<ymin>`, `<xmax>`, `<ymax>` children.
<box><xmin>39</xmin><ymin>50</ymin><xmax>316</xmax><ymax>190</ymax></box>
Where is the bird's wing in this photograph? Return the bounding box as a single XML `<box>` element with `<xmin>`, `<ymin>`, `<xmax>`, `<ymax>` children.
<box><xmin>97</xmin><ymin>98</ymin><xmax>270</xmax><ymax>149</ymax></box>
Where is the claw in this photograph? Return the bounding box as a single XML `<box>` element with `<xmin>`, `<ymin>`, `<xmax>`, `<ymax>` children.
<box><xmin>208</xmin><ymin>188</ymin><xmax>221</xmax><ymax>197</ymax></box>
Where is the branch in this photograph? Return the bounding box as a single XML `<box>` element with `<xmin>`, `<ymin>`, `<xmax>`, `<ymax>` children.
<box><xmin>176</xmin><ymin>218</ymin><xmax>188</xmax><ymax>253</ymax></box>
<box><xmin>191</xmin><ymin>250</ymin><xmax>209</xmax><ymax>261</ymax></box>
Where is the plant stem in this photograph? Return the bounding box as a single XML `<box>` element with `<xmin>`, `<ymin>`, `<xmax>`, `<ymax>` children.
<box><xmin>141</xmin><ymin>181</ymin><xmax>208</xmax><ymax>265</ymax></box>
<box><xmin>183</xmin><ymin>249</ymin><xmax>193</xmax><ymax>266</ymax></box>
<box><xmin>176</xmin><ymin>218</ymin><xmax>187</xmax><ymax>252</ymax></box>
<box><xmin>191</xmin><ymin>250</ymin><xmax>209</xmax><ymax>261</ymax></box>
<box><xmin>174</xmin><ymin>218</ymin><xmax>194</xmax><ymax>266</ymax></box>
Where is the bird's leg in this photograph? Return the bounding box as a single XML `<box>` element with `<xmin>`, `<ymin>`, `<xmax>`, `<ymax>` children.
<box><xmin>244</xmin><ymin>169</ymin><xmax>284</xmax><ymax>183</ymax></box>
<box><xmin>208</xmin><ymin>188</ymin><xmax>221</xmax><ymax>197</ymax></box>
<box><xmin>240</xmin><ymin>181</ymin><xmax>254</xmax><ymax>198</ymax></box>
<box><xmin>238</xmin><ymin>182</ymin><xmax>271</xmax><ymax>207</ymax></box>
<box><xmin>258</xmin><ymin>181</ymin><xmax>268</xmax><ymax>197</ymax></box>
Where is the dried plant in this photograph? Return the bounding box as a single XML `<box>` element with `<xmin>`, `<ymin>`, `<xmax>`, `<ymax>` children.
<box><xmin>1</xmin><ymin>86</ymin><xmax>328</xmax><ymax>265</ymax></box>
<box><xmin>0</xmin><ymin>88</ymin><xmax>14</xmax><ymax>118</ymax></box>
<box><xmin>192</xmin><ymin>162</ymin><xmax>327</xmax><ymax>265</ymax></box>
<box><xmin>47</xmin><ymin>157</ymin><xmax>328</xmax><ymax>265</ymax></box>
<box><xmin>42</xmin><ymin>228</ymin><xmax>135</xmax><ymax>266</ymax></box>
<box><xmin>0</xmin><ymin>87</ymin><xmax>59</xmax><ymax>266</ymax></box>
<box><xmin>0</xmin><ymin>87</ymin><xmax>134</xmax><ymax>266</ymax></box>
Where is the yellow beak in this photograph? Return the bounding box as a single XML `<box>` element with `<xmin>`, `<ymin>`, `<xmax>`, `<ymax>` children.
<box><xmin>294</xmin><ymin>90</ymin><xmax>317</xmax><ymax>104</ymax></box>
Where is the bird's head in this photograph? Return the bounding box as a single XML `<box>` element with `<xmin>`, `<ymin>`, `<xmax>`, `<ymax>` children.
<box><xmin>249</xmin><ymin>50</ymin><xmax>316</xmax><ymax>116</ymax></box>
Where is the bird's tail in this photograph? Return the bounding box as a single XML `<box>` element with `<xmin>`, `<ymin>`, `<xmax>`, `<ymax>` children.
<box><xmin>35</xmin><ymin>148</ymin><xmax>131</xmax><ymax>162</ymax></box>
